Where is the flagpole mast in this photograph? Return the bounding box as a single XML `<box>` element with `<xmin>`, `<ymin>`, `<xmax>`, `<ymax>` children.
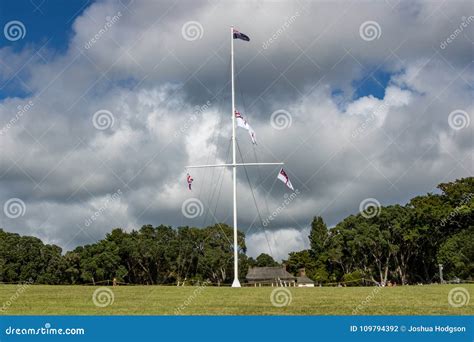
<box><xmin>187</xmin><ymin>28</ymin><xmax>285</xmax><ymax>288</ymax></box>
<box><xmin>230</xmin><ymin>26</ymin><xmax>241</xmax><ymax>288</ymax></box>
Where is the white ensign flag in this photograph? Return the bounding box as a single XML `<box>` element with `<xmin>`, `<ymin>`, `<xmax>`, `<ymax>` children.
<box><xmin>235</xmin><ymin>110</ymin><xmax>257</xmax><ymax>144</ymax></box>
<box><xmin>277</xmin><ymin>168</ymin><xmax>294</xmax><ymax>191</ymax></box>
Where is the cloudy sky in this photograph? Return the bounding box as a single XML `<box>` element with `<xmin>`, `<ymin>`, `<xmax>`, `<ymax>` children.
<box><xmin>0</xmin><ymin>0</ymin><xmax>472</xmax><ymax>261</ymax></box>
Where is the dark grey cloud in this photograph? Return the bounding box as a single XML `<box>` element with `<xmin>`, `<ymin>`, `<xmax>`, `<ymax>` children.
<box><xmin>0</xmin><ymin>0</ymin><xmax>472</xmax><ymax>260</ymax></box>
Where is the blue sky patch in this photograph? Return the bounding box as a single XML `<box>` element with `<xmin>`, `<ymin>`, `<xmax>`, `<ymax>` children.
<box><xmin>0</xmin><ymin>0</ymin><xmax>92</xmax><ymax>51</ymax></box>
<box><xmin>352</xmin><ymin>69</ymin><xmax>392</xmax><ymax>100</ymax></box>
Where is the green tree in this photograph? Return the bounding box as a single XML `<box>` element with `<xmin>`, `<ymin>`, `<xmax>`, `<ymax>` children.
<box><xmin>255</xmin><ymin>253</ymin><xmax>279</xmax><ymax>267</ymax></box>
<box><xmin>437</xmin><ymin>226</ymin><xmax>474</xmax><ymax>280</ymax></box>
<box><xmin>309</xmin><ymin>216</ymin><xmax>328</xmax><ymax>257</ymax></box>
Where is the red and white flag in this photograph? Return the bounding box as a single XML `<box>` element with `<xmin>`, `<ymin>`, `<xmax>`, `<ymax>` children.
<box><xmin>186</xmin><ymin>173</ymin><xmax>194</xmax><ymax>190</ymax></box>
<box><xmin>235</xmin><ymin>110</ymin><xmax>257</xmax><ymax>144</ymax></box>
<box><xmin>277</xmin><ymin>168</ymin><xmax>294</xmax><ymax>191</ymax></box>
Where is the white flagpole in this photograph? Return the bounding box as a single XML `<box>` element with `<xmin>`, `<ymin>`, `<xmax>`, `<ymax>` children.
<box><xmin>231</xmin><ymin>26</ymin><xmax>241</xmax><ymax>288</ymax></box>
<box><xmin>186</xmin><ymin>28</ymin><xmax>284</xmax><ymax>288</ymax></box>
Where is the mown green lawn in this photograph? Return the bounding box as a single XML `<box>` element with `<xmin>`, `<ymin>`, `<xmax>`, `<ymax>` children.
<box><xmin>0</xmin><ymin>284</ymin><xmax>472</xmax><ymax>315</ymax></box>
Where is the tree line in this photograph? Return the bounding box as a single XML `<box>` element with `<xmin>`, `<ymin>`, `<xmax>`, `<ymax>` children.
<box><xmin>0</xmin><ymin>177</ymin><xmax>472</xmax><ymax>285</ymax></box>
<box><xmin>285</xmin><ymin>177</ymin><xmax>473</xmax><ymax>285</ymax></box>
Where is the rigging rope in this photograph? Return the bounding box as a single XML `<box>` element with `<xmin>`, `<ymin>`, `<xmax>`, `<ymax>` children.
<box><xmin>236</xmin><ymin>139</ymin><xmax>275</xmax><ymax>259</ymax></box>
<box><xmin>235</xmin><ymin>67</ymin><xmax>279</xmax><ymax>261</ymax></box>
<box><xmin>235</xmin><ymin>66</ymin><xmax>275</xmax><ymax>226</ymax></box>
<box><xmin>179</xmin><ymin>55</ymin><xmax>232</xmax><ymax>281</ymax></box>
<box><xmin>199</xmin><ymin>54</ymin><xmax>232</xmax><ymax>223</ymax></box>
<box><xmin>203</xmin><ymin>140</ymin><xmax>231</xmax><ymax>226</ymax></box>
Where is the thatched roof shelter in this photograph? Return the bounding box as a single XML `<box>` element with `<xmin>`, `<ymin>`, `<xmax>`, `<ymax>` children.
<box><xmin>246</xmin><ymin>266</ymin><xmax>295</xmax><ymax>285</ymax></box>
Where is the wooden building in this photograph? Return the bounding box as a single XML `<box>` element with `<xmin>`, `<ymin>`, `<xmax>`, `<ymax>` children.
<box><xmin>245</xmin><ymin>266</ymin><xmax>316</xmax><ymax>287</ymax></box>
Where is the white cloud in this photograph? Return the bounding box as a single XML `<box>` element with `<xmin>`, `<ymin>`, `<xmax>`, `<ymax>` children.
<box><xmin>246</xmin><ymin>227</ymin><xmax>310</xmax><ymax>261</ymax></box>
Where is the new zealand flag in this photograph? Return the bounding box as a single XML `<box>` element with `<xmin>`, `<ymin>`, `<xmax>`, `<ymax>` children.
<box><xmin>233</xmin><ymin>29</ymin><xmax>250</xmax><ymax>42</ymax></box>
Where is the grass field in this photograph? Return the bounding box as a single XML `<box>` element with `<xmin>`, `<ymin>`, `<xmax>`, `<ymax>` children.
<box><xmin>0</xmin><ymin>284</ymin><xmax>472</xmax><ymax>315</ymax></box>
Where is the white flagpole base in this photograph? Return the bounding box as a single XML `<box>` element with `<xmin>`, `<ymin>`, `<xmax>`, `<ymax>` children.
<box><xmin>231</xmin><ymin>278</ymin><xmax>241</xmax><ymax>287</ymax></box>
